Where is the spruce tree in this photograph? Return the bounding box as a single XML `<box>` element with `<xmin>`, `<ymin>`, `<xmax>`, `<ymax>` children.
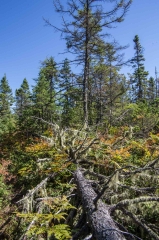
<box><xmin>15</xmin><ymin>78</ymin><xmax>32</xmax><ymax>134</ymax></box>
<box><xmin>131</xmin><ymin>35</ymin><xmax>149</xmax><ymax>101</ymax></box>
<box><xmin>32</xmin><ymin>73</ymin><xmax>51</xmax><ymax>132</ymax></box>
<box><xmin>40</xmin><ymin>57</ymin><xmax>58</xmax><ymax>102</ymax></box>
<box><xmin>32</xmin><ymin>57</ymin><xmax>59</xmax><ymax>133</ymax></box>
<box><xmin>59</xmin><ymin>59</ymin><xmax>74</xmax><ymax>127</ymax></box>
<box><xmin>15</xmin><ymin>79</ymin><xmax>31</xmax><ymax>115</ymax></box>
<box><xmin>89</xmin><ymin>42</ymin><xmax>127</xmax><ymax>125</ymax></box>
<box><xmin>49</xmin><ymin>0</ymin><xmax>132</xmax><ymax>127</ymax></box>
<box><xmin>147</xmin><ymin>77</ymin><xmax>155</xmax><ymax>102</ymax></box>
<box><xmin>0</xmin><ymin>75</ymin><xmax>14</xmax><ymax>134</ymax></box>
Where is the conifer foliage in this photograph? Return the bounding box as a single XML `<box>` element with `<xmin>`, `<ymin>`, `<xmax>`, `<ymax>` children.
<box><xmin>15</xmin><ymin>78</ymin><xmax>32</xmax><ymax>134</ymax></box>
<box><xmin>1</xmin><ymin>1</ymin><xmax>159</xmax><ymax>240</ymax></box>
<box><xmin>130</xmin><ymin>35</ymin><xmax>149</xmax><ymax>101</ymax></box>
<box><xmin>50</xmin><ymin>0</ymin><xmax>132</xmax><ymax>127</ymax></box>
<box><xmin>0</xmin><ymin>75</ymin><xmax>14</xmax><ymax>134</ymax></box>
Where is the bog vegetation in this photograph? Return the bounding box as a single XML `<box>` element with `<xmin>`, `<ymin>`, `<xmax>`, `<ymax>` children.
<box><xmin>1</xmin><ymin>1</ymin><xmax>159</xmax><ymax>239</ymax></box>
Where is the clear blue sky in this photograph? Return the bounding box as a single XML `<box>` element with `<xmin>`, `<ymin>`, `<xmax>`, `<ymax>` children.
<box><xmin>0</xmin><ymin>0</ymin><xmax>159</xmax><ymax>94</ymax></box>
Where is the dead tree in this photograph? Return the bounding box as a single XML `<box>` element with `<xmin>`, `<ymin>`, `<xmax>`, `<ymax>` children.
<box><xmin>74</xmin><ymin>168</ymin><xmax>126</xmax><ymax>240</ymax></box>
<box><xmin>2</xmin><ymin>120</ymin><xmax>159</xmax><ymax>240</ymax></box>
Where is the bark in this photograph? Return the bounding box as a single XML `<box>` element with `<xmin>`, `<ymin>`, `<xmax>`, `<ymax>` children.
<box><xmin>74</xmin><ymin>169</ymin><xmax>126</xmax><ymax>240</ymax></box>
<box><xmin>83</xmin><ymin>0</ymin><xmax>89</xmax><ymax>128</ymax></box>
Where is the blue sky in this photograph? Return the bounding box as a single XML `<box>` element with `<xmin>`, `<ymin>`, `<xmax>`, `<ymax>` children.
<box><xmin>0</xmin><ymin>0</ymin><xmax>159</xmax><ymax>94</ymax></box>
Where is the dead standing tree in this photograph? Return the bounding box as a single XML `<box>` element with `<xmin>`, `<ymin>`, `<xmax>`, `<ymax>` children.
<box><xmin>45</xmin><ymin>0</ymin><xmax>132</xmax><ymax>128</ymax></box>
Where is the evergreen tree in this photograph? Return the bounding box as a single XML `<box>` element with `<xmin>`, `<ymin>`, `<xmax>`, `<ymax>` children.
<box><xmin>32</xmin><ymin>73</ymin><xmax>51</xmax><ymax>132</ymax></box>
<box><xmin>15</xmin><ymin>78</ymin><xmax>31</xmax><ymax>115</ymax></box>
<box><xmin>89</xmin><ymin>42</ymin><xmax>127</xmax><ymax>126</ymax></box>
<box><xmin>15</xmin><ymin>78</ymin><xmax>32</xmax><ymax>134</ymax></box>
<box><xmin>32</xmin><ymin>57</ymin><xmax>59</xmax><ymax>133</ymax></box>
<box><xmin>59</xmin><ymin>59</ymin><xmax>75</xmax><ymax>127</ymax></box>
<box><xmin>0</xmin><ymin>75</ymin><xmax>13</xmax><ymax>116</ymax></box>
<box><xmin>40</xmin><ymin>57</ymin><xmax>58</xmax><ymax>102</ymax></box>
<box><xmin>147</xmin><ymin>77</ymin><xmax>155</xmax><ymax>102</ymax></box>
<box><xmin>40</xmin><ymin>57</ymin><xmax>58</xmax><ymax>122</ymax></box>
<box><xmin>51</xmin><ymin>0</ymin><xmax>132</xmax><ymax>127</ymax></box>
<box><xmin>131</xmin><ymin>35</ymin><xmax>149</xmax><ymax>101</ymax></box>
<box><xmin>0</xmin><ymin>75</ymin><xmax>14</xmax><ymax>134</ymax></box>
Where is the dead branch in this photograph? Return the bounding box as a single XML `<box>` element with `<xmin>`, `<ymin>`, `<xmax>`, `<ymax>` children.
<box><xmin>16</xmin><ymin>173</ymin><xmax>56</xmax><ymax>205</ymax></box>
<box><xmin>120</xmin><ymin>207</ymin><xmax>159</xmax><ymax>240</ymax></box>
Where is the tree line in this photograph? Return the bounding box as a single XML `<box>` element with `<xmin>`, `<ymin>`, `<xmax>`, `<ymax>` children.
<box><xmin>1</xmin><ymin>1</ymin><xmax>159</xmax><ymax>239</ymax></box>
<box><xmin>0</xmin><ymin>33</ymin><xmax>158</xmax><ymax>135</ymax></box>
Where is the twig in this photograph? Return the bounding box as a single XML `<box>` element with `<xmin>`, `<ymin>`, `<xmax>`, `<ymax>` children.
<box><xmin>111</xmin><ymin>196</ymin><xmax>159</xmax><ymax>212</ymax></box>
<box><xmin>118</xmin><ymin>183</ymin><xmax>158</xmax><ymax>193</ymax></box>
<box><xmin>120</xmin><ymin>207</ymin><xmax>159</xmax><ymax>240</ymax></box>
<box><xmin>36</xmin><ymin>158</ymin><xmax>52</xmax><ymax>163</ymax></box>
<box><xmin>16</xmin><ymin>173</ymin><xmax>56</xmax><ymax>204</ymax></box>
<box><xmin>103</xmin><ymin>229</ymin><xmax>142</xmax><ymax>240</ymax></box>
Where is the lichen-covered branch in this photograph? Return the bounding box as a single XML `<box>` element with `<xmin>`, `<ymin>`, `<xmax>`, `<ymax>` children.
<box><xmin>120</xmin><ymin>207</ymin><xmax>159</xmax><ymax>240</ymax></box>
<box><xmin>111</xmin><ymin>196</ymin><xmax>159</xmax><ymax>211</ymax></box>
<box><xmin>16</xmin><ymin>173</ymin><xmax>56</xmax><ymax>205</ymax></box>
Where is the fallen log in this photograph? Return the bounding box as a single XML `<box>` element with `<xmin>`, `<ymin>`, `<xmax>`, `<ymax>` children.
<box><xmin>74</xmin><ymin>169</ymin><xmax>126</xmax><ymax>240</ymax></box>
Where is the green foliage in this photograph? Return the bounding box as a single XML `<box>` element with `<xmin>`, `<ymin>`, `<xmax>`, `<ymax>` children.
<box><xmin>59</xmin><ymin>59</ymin><xmax>78</xmax><ymax>127</ymax></box>
<box><xmin>139</xmin><ymin>202</ymin><xmax>159</xmax><ymax>222</ymax></box>
<box><xmin>32</xmin><ymin>58</ymin><xmax>59</xmax><ymax>131</ymax></box>
<box><xmin>17</xmin><ymin>196</ymin><xmax>74</xmax><ymax>239</ymax></box>
<box><xmin>27</xmin><ymin>224</ymin><xmax>71</xmax><ymax>240</ymax></box>
<box><xmin>0</xmin><ymin>75</ymin><xmax>15</xmax><ymax>135</ymax></box>
<box><xmin>0</xmin><ymin>175</ymin><xmax>10</xmax><ymax>209</ymax></box>
<box><xmin>0</xmin><ymin>114</ymin><xmax>15</xmax><ymax>135</ymax></box>
<box><xmin>130</xmin><ymin>35</ymin><xmax>149</xmax><ymax>101</ymax></box>
<box><xmin>1</xmin><ymin>2</ymin><xmax>159</xmax><ymax>239</ymax></box>
<box><xmin>15</xmin><ymin>78</ymin><xmax>34</xmax><ymax>134</ymax></box>
<box><xmin>0</xmin><ymin>75</ymin><xmax>14</xmax><ymax>115</ymax></box>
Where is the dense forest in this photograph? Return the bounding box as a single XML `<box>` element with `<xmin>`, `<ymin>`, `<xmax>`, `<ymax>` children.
<box><xmin>1</xmin><ymin>0</ymin><xmax>159</xmax><ymax>239</ymax></box>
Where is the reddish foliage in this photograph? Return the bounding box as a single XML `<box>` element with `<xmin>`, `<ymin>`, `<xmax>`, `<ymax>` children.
<box><xmin>0</xmin><ymin>159</ymin><xmax>15</xmax><ymax>181</ymax></box>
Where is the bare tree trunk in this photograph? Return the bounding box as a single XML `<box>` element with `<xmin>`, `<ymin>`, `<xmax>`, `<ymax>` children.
<box><xmin>74</xmin><ymin>169</ymin><xmax>126</xmax><ymax>240</ymax></box>
<box><xmin>83</xmin><ymin>0</ymin><xmax>89</xmax><ymax>129</ymax></box>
